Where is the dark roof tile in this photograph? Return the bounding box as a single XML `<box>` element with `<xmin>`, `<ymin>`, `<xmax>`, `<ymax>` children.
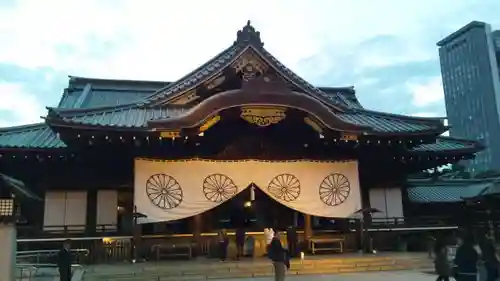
<box><xmin>411</xmin><ymin>137</ymin><xmax>481</xmax><ymax>152</ymax></box>
<box><xmin>338</xmin><ymin>111</ymin><xmax>444</xmax><ymax>133</ymax></box>
<box><xmin>142</xmin><ymin>45</ymin><xmax>244</xmax><ymax>105</ymax></box>
<box><xmin>0</xmin><ymin>124</ymin><xmax>66</xmax><ymax>149</ymax></box>
<box><xmin>52</xmin><ymin>106</ymin><xmax>186</xmax><ymax>128</ymax></box>
<box><xmin>407</xmin><ymin>183</ymin><xmax>490</xmax><ymax>203</ymax></box>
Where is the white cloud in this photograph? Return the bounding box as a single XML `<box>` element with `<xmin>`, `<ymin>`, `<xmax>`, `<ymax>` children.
<box><xmin>0</xmin><ymin>0</ymin><xmax>493</xmax><ymax>80</ymax></box>
<box><xmin>0</xmin><ymin>0</ymin><xmax>499</xmax><ymax>127</ymax></box>
<box><xmin>407</xmin><ymin>77</ymin><xmax>444</xmax><ymax>107</ymax></box>
<box><xmin>0</xmin><ymin>82</ymin><xmax>45</xmax><ymax>126</ymax></box>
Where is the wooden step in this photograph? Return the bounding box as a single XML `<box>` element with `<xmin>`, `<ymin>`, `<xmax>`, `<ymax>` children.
<box><xmin>83</xmin><ymin>254</ymin><xmax>434</xmax><ymax>281</ymax></box>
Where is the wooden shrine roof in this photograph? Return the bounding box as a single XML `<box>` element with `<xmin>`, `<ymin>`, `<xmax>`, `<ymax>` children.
<box><xmin>0</xmin><ymin>122</ymin><xmax>483</xmax><ymax>155</ymax></box>
<box><xmin>0</xmin><ymin>21</ymin><xmax>483</xmax><ymax>158</ymax></box>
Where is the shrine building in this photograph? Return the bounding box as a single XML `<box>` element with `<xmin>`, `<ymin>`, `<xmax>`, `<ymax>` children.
<box><xmin>0</xmin><ymin>22</ymin><xmax>484</xmax><ymax>249</ymax></box>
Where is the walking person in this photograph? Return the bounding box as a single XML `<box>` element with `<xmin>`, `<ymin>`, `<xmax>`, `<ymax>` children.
<box><xmin>479</xmin><ymin>234</ymin><xmax>499</xmax><ymax>281</ymax></box>
<box><xmin>57</xmin><ymin>239</ymin><xmax>72</xmax><ymax>281</ymax></box>
<box><xmin>217</xmin><ymin>229</ymin><xmax>229</xmax><ymax>262</ymax></box>
<box><xmin>235</xmin><ymin>225</ymin><xmax>246</xmax><ymax>260</ymax></box>
<box><xmin>454</xmin><ymin>235</ymin><xmax>479</xmax><ymax>281</ymax></box>
<box><xmin>434</xmin><ymin>238</ymin><xmax>452</xmax><ymax>281</ymax></box>
<box><xmin>268</xmin><ymin>231</ymin><xmax>289</xmax><ymax>281</ymax></box>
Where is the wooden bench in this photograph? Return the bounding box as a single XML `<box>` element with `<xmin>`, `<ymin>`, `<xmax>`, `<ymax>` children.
<box><xmin>309</xmin><ymin>237</ymin><xmax>345</xmax><ymax>255</ymax></box>
<box><xmin>152</xmin><ymin>243</ymin><xmax>192</xmax><ymax>261</ymax></box>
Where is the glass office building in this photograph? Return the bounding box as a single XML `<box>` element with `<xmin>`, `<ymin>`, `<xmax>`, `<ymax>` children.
<box><xmin>438</xmin><ymin>21</ymin><xmax>500</xmax><ymax>172</ymax></box>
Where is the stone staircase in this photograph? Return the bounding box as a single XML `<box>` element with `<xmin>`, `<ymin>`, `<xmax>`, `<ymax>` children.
<box><xmin>83</xmin><ymin>254</ymin><xmax>434</xmax><ymax>281</ymax></box>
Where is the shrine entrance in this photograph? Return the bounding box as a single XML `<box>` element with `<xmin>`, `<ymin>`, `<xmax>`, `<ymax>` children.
<box><xmin>210</xmin><ymin>183</ymin><xmax>301</xmax><ymax>231</ymax></box>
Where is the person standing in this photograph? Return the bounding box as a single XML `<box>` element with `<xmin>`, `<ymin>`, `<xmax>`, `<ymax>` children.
<box><xmin>286</xmin><ymin>225</ymin><xmax>297</xmax><ymax>258</ymax></box>
<box><xmin>454</xmin><ymin>235</ymin><xmax>479</xmax><ymax>281</ymax></box>
<box><xmin>268</xmin><ymin>231</ymin><xmax>288</xmax><ymax>281</ymax></box>
<box><xmin>235</xmin><ymin>226</ymin><xmax>246</xmax><ymax>260</ymax></box>
<box><xmin>57</xmin><ymin>239</ymin><xmax>72</xmax><ymax>281</ymax></box>
<box><xmin>217</xmin><ymin>229</ymin><xmax>229</xmax><ymax>262</ymax></box>
<box><xmin>264</xmin><ymin>227</ymin><xmax>275</xmax><ymax>254</ymax></box>
<box><xmin>479</xmin><ymin>235</ymin><xmax>499</xmax><ymax>281</ymax></box>
<box><xmin>434</xmin><ymin>239</ymin><xmax>451</xmax><ymax>281</ymax></box>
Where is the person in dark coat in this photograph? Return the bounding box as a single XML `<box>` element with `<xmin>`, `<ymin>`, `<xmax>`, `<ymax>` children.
<box><xmin>479</xmin><ymin>235</ymin><xmax>499</xmax><ymax>281</ymax></box>
<box><xmin>57</xmin><ymin>239</ymin><xmax>72</xmax><ymax>281</ymax></box>
<box><xmin>217</xmin><ymin>229</ymin><xmax>229</xmax><ymax>261</ymax></box>
<box><xmin>235</xmin><ymin>226</ymin><xmax>246</xmax><ymax>260</ymax></box>
<box><xmin>286</xmin><ymin>225</ymin><xmax>298</xmax><ymax>258</ymax></box>
<box><xmin>434</xmin><ymin>239</ymin><xmax>451</xmax><ymax>281</ymax></box>
<box><xmin>268</xmin><ymin>231</ymin><xmax>289</xmax><ymax>281</ymax></box>
<box><xmin>454</xmin><ymin>235</ymin><xmax>479</xmax><ymax>281</ymax></box>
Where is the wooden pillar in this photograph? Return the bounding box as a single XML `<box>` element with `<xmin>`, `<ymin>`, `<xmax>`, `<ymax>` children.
<box><xmin>193</xmin><ymin>214</ymin><xmax>203</xmax><ymax>256</ymax></box>
<box><xmin>359</xmin><ymin>173</ymin><xmax>373</xmax><ymax>253</ymax></box>
<box><xmin>304</xmin><ymin>214</ymin><xmax>312</xmax><ymax>241</ymax></box>
<box><xmin>132</xmin><ymin>206</ymin><xmax>143</xmax><ymax>262</ymax></box>
<box><xmin>85</xmin><ymin>189</ymin><xmax>98</xmax><ymax>235</ymax></box>
<box><xmin>293</xmin><ymin>211</ymin><xmax>298</xmax><ymax>227</ymax></box>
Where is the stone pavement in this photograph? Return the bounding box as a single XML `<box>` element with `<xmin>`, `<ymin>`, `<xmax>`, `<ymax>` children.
<box><xmin>209</xmin><ymin>271</ymin><xmax>434</xmax><ymax>281</ymax></box>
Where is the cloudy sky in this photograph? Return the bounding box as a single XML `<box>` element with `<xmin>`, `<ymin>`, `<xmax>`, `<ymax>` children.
<box><xmin>0</xmin><ymin>0</ymin><xmax>499</xmax><ymax>127</ymax></box>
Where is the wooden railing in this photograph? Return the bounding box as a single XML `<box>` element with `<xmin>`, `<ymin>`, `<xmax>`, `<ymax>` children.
<box><xmin>15</xmin><ymin>216</ymin><xmax>499</xmax><ymax>263</ymax></box>
<box><xmin>17</xmin><ymin>224</ymin><xmax>120</xmax><ymax>238</ymax></box>
<box><xmin>369</xmin><ymin>216</ymin><xmax>459</xmax><ymax>231</ymax></box>
<box><xmin>17</xmin><ymin>248</ymin><xmax>89</xmax><ymax>266</ymax></box>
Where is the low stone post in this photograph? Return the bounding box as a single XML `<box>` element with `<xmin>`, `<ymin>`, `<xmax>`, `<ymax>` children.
<box><xmin>0</xmin><ymin>197</ymin><xmax>16</xmax><ymax>281</ymax></box>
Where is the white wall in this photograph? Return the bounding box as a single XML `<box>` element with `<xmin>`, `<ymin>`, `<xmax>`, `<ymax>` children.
<box><xmin>43</xmin><ymin>191</ymin><xmax>87</xmax><ymax>232</ymax></box>
<box><xmin>96</xmin><ymin>190</ymin><xmax>118</xmax><ymax>231</ymax></box>
<box><xmin>369</xmin><ymin>187</ymin><xmax>404</xmax><ymax>223</ymax></box>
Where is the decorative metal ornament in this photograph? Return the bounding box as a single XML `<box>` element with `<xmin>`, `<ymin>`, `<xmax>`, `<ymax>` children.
<box><xmin>268</xmin><ymin>174</ymin><xmax>301</xmax><ymax>202</ymax></box>
<box><xmin>203</xmin><ymin>174</ymin><xmax>238</xmax><ymax>203</ymax></box>
<box><xmin>319</xmin><ymin>173</ymin><xmax>350</xmax><ymax>206</ymax></box>
<box><xmin>231</xmin><ymin>49</ymin><xmax>268</xmax><ymax>74</ymax></box>
<box><xmin>146</xmin><ymin>174</ymin><xmax>183</xmax><ymax>210</ymax></box>
<box><xmin>240</xmin><ymin>106</ymin><xmax>286</xmax><ymax>127</ymax></box>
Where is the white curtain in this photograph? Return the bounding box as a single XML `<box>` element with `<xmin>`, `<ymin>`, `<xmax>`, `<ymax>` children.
<box><xmin>43</xmin><ymin>191</ymin><xmax>87</xmax><ymax>232</ymax></box>
<box><xmin>134</xmin><ymin>158</ymin><xmax>361</xmax><ymax>223</ymax></box>
<box><xmin>43</xmin><ymin>192</ymin><xmax>66</xmax><ymax>231</ymax></box>
<box><xmin>96</xmin><ymin>190</ymin><xmax>118</xmax><ymax>231</ymax></box>
<box><xmin>251</xmin><ymin>160</ymin><xmax>361</xmax><ymax>218</ymax></box>
<box><xmin>64</xmin><ymin>191</ymin><xmax>87</xmax><ymax>231</ymax></box>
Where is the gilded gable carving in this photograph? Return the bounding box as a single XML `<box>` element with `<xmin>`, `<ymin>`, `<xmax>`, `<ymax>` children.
<box><xmin>231</xmin><ymin>50</ymin><xmax>268</xmax><ymax>80</ymax></box>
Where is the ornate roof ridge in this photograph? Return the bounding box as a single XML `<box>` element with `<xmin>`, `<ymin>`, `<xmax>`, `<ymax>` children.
<box><xmin>233</xmin><ymin>20</ymin><xmax>264</xmax><ymax>47</ymax></box>
<box><xmin>140</xmin><ymin>44</ymin><xmax>240</xmax><ymax>105</ymax></box>
<box><xmin>106</xmin><ymin>21</ymin><xmax>265</xmax><ymax>106</ymax></box>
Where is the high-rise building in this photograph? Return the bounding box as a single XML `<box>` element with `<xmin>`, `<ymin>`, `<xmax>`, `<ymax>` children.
<box><xmin>438</xmin><ymin>21</ymin><xmax>500</xmax><ymax>172</ymax></box>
